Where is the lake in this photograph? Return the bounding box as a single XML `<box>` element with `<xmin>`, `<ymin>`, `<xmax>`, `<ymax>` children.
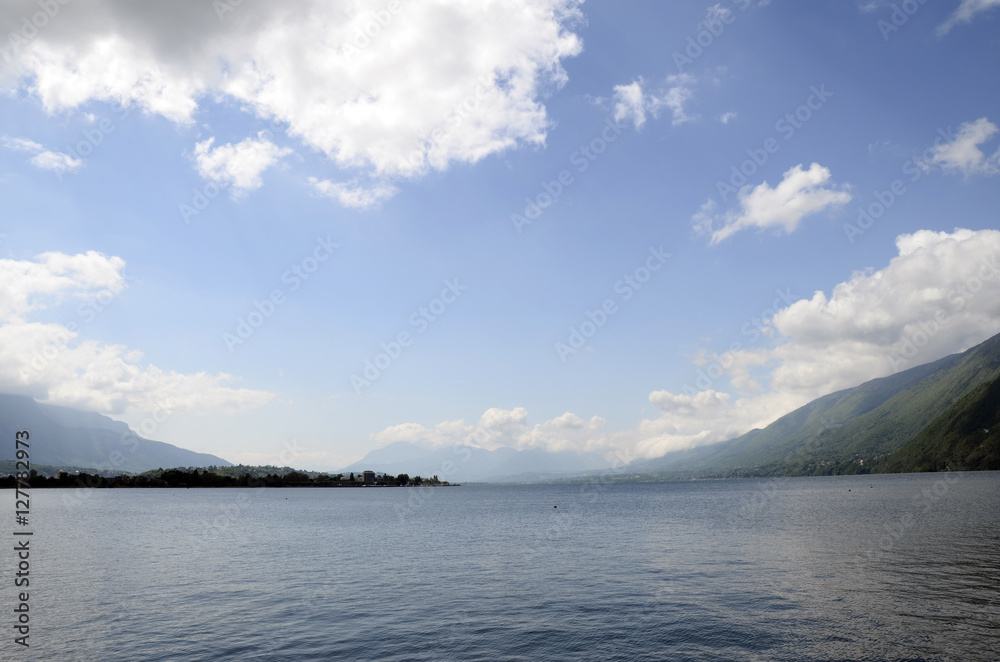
<box><xmin>2</xmin><ymin>471</ymin><xmax>998</xmax><ymax>660</ymax></box>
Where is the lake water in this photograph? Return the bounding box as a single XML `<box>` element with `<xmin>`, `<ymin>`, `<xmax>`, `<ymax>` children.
<box><xmin>2</xmin><ymin>472</ymin><xmax>998</xmax><ymax>660</ymax></box>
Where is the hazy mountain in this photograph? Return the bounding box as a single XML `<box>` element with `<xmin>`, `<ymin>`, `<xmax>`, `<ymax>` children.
<box><xmin>0</xmin><ymin>394</ymin><xmax>231</xmax><ymax>473</ymax></box>
<box><xmin>636</xmin><ymin>331</ymin><xmax>1000</xmax><ymax>476</ymax></box>
<box><xmin>340</xmin><ymin>441</ymin><xmax>612</xmax><ymax>482</ymax></box>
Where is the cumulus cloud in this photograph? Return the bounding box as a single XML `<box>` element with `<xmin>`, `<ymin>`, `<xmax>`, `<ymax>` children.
<box><xmin>930</xmin><ymin>117</ymin><xmax>1000</xmax><ymax>176</ymax></box>
<box><xmin>1</xmin><ymin>135</ymin><xmax>83</xmax><ymax>175</ymax></box>
<box><xmin>937</xmin><ymin>0</ymin><xmax>1000</xmax><ymax>34</ymax></box>
<box><xmin>371</xmin><ymin>407</ymin><xmax>609</xmax><ymax>454</ymax></box>
<box><xmin>193</xmin><ymin>133</ymin><xmax>291</xmax><ymax>197</ymax></box>
<box><xmin>0</xmin><ymin>0</ymin><xmax>584</xmax><ymax>203</ymax></box>
<box><xmin>696</xmin><ymin>163</ymin><xmax>852</xmax><ymax>245</ymax></box>
<box><xmin>612</xmin><ymin>73</ymin><xmax>697</xmax><ymax>130</ymax></box>
<box><xmin>0</xmin><ymin>251</ymin><xmax>274</xmax><ymax>417</ymax></box>
<box><xmin>0</xmin><ymin>251</ymin><xmax>126</xmax><ymax>322</ymax></box>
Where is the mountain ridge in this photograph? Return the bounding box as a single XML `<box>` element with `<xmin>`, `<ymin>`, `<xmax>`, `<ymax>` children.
<box><xmin>0</xmin><ymin>394</ymin><xmax>232</xmax><ymax>472</ymax></box>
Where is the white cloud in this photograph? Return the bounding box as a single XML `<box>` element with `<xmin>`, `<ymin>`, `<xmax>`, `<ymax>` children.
<box><xmin>611</xmin><ymin>73</ymin><xmax>697</xmax><ymax>130</ymax></box>
<box><xmin>1</xmin><ymin>135</ymin><xmax>82</xmax><ymax>174</ymax></box>
<box><xmin>930</xmin><ymin>117</ymin><xmax>1000</xmax><ymax>176</ymax></box>
<box><xmin>651</xmin><ymin>74</ymin><xmax>696</xmax><ymax>126</ymax></box>
<box><xmin>0</xmin><ymin>251</ymin><xmax>274</xmax><ymax>417</ymax></box>
<box><xmin>193</xmin><ymin>133</ymin><xmax>291</xmax><ymax>197</ymax></box>
<box><xmin>612</xmin><ymin>81</ymin><xmax>647</xmax><ymax>129</ymax></box>
<box><xmin>937</xmin><ymin>0</ymin><xmax>1000</xmax><ymax>34</ymax></box>
<box><xmin>0</xmin><ymin>0</ymin><xmax>584</xmax><ymax>200</ymax></box>
<box><xmin>308</xmin><ymin>177</ymin><xmax>398</xmax><ymax>209</ymax></box>
<box><xmin>719</xmin><ymin>111</ymin><xmax>737</xmax><ymax>125</ymax></box>
<box><xmin>697</xmin><ymin>163</ymin><xmax>852</xmax><ymax>245</ymax></box>
<box><xmin>0</xmin><ymin>250</ymin><xmax>126</xmax><ymax>322</ymax></box>
<box><xmin>1</xmin><ymin>136</ymin><xmax>44</xmax><ymax>152</ymax></box>
<box><xmin>29</xmin><ymin>150</ymin><xmax>83</xmax><ymax>174</ymax></box>
<box><xmin>371</xmin><ymin>407</ymin><xmax>608</xmax><ymax>454</ymax></box>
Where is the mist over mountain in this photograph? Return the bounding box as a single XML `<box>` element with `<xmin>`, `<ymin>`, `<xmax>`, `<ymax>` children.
<box><xmin>0</xmin><ymin>394</ymin><xmax>231</xmax><ymax>473</ymax></box>
<box><xmin>633</xmin><ymin>331</ymin><xmax>1000</xmax><ymax>477</ymax></box>
<box><xmin>340</xmin><ymin>441</ymin><xmax>612</xmax><ymax>483</ymax></box>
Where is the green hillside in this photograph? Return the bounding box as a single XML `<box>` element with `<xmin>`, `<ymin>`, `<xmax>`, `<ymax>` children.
<box><xmin>640</xmin><ymin>331</ymin><xmax>1000</xmax><ymax>477</ymax></box>
<box><xmin>881</xmin><ymin>375</ymin><xmax>1000</xmax><ymax>473</ymax></box>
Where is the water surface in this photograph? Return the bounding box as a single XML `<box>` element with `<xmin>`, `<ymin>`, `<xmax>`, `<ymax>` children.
<box><xmin>3</xmin><ymin>472</ymin><xmax>998</xmax><ymax>660</ymax></box>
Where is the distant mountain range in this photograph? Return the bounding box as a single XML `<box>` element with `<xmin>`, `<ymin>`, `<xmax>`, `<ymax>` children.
<box><xmin>340</xmin><ymin>441</ymin><xmax>612</xmax><ymax>483</ymax></box>
<box><xmin>0</xmin><ymin>394</ymin><xmax>231</xmax><ymax>473</ymax></box>
<box><xmin>632</xmin><ymin>330</ymin><xmax>1000</xmax><ymax>477</ymax></box>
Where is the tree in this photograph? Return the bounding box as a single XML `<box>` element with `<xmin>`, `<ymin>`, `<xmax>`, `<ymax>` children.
<box><xmin>284</xmin><ymin>471</ymin><xmax>310</xmax><ymax>485</ymax></box>
<box><xmin>396</xmin><ymin>473</ymin><xmax>409</xmax><ymax>486</ymax></box>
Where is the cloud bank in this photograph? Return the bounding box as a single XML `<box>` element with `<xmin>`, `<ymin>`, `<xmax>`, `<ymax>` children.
<box><xmin>0</xmin><ymin>0</ymin><xmax>585</xmax><ymax>205</ymax></box>
<box><xmin>0</xmin><ymin>251</ymin><xmax>274</xmax><ymax>417</ymax></box>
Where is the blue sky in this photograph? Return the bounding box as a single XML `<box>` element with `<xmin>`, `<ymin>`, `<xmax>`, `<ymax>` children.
<box><xmin>1</xmin><ymin>0</ymin><xmax>999</xmax><ymax>470</ymax></box>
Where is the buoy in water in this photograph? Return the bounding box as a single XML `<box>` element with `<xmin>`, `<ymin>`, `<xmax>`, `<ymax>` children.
<box><xmin>554</xmin><ymin>505</ymin><xmax>557</xmax><ymax>508</ymax></box>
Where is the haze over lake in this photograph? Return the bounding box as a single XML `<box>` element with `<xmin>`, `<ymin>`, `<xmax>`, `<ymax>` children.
<box><xmin>5</xmin><ymin>472</ymin><xmax>997</xmax><ymax>661</ymax></box>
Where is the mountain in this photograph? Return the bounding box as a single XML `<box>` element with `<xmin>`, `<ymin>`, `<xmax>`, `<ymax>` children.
<box><xmin>636</xmin><ymin>331</ymin><xmax>1000</xmax><ymax>476</ymax></box>
<box><xmin>340</xmin><ymin>441</ymin><xmax>612</xmax><ymax>482</ymax></box>
<box><xmin>881</xmin><ymin>375</ymin><xmax>1000</xmax><ymax>472</ymax></box>
<box><xmin>0</xmin><ymin>394</ymin><xmax>232</xmax><ymax>473</ymax></box>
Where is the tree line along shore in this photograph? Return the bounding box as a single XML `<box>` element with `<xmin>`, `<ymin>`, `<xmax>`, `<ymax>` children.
<box><xmin>0</xmin><ymin>466</ymin><xmax>455</xmax><ymax>489</ymax></box>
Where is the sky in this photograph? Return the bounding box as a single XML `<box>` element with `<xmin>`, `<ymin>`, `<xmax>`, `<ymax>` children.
<box><xmin>1</xmin><ymin>0</ymin><xmax>999</xmax><ymax>471</ymax></box>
